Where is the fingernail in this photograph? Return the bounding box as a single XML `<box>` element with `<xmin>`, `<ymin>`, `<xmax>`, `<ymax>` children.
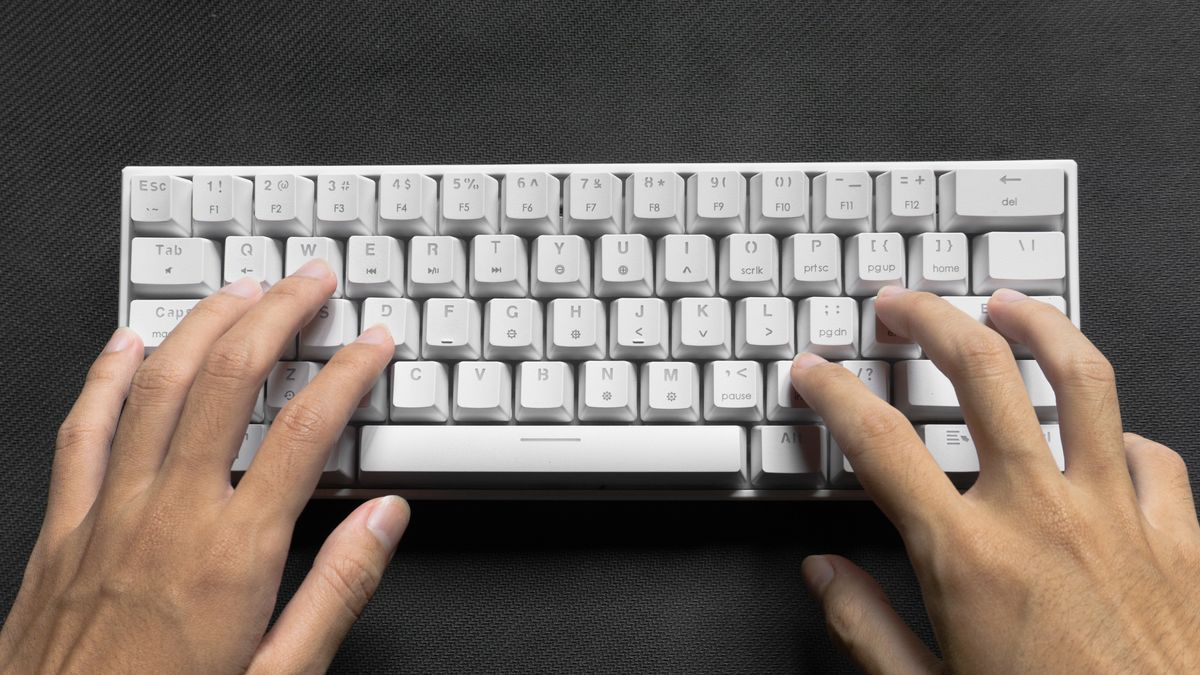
<box><xmin>293</xmin><ymin>259</ymin><xmax>333</xmax><ymax>280</ymax></box>
<box><xmin>991</xmin><ymin>288</ymin><xmax>1028</xmax><ymax>304</ymax></box>
<box><xmin>220</xmin><ymin>276</ymin><xmax>263</xmax><ymax>298</ymax></box>
<box><xmin>355</xmin><ymin>324</ymin><xmax>393</xmax><ymax>345</ymax></box>
<box><xmin>792</xmin><ymin>352</ymin><xmax>827</xmax><ymax>371</ymax></box>
<box><xmin>877</xmin><ymin>285</ymin><xmax>911</xmax><ymax>299</ymax></box>
<box><xmin>103</xmin><ymin>328</ymin><xmax>135</xmax><ymax>353</ymax></box>
<box><xmin>366</xmin><ymin>495</ymin><xmax>410</xmax><ymax>550</ymax></box>
<box><xmin>802</xmin><ymin>555</ymin><xmax>835</xmax><ymax>597</ymax></box>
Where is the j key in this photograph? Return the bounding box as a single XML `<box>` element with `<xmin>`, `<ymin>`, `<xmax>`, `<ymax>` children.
<box><xmin>224</xmin><ymin>236</ymin><xmax>283</xmax><ymax>287</ymax></box>
<box><xmin>422</xmin><ymin>298</ymin><xmax>481</xmax><ymax>359</ymax></box>
<box><xmin>563</xmin><ymin>172</ymin><xmax>622</xmax><ymax>236</ymax></box>
<box><xmin>453</xmin><ymin>361</ymin><xmax>513</xmax><ymax>422</ymax></box>
<box><xmin>895</xmin><ymin>359</ymin><xmax>1058</xmax><ymax>421</ymax></box>
<box><xmin>130</xmin><ymin>237</ymin><xmax>221</xmax><ymax>298</ymax></box>
<box><xmin>749</xmin><ymin>171</ymin><xmax>808</xmax><ymax>234</ymax></box>
<box><xmin>860</xmin><ymin>297</ymin><xmax>921</xmax><ymax>359</ymax></box>
<box><xmin>352</xmin><ymin>375</ymin><xmax>389</xmax><ymax>423</ymax></box>
<box><xmin>595</xmin><ymin>234</ymin><xmax>654</xmax><ymax>297</ymax></box>
<box><xmin>640</xmin><ymin>361</ymin><xmax>701</xmax><ymax>423</ymax></box>
<box><xmin>626</xmin><ymin>172</ymin><xmax>685</xmax><ymax>235</ymax></box>
<box><xmin>734</xmin><ymin>297</ymin><xmax>794</xmax><ymax>359</ymax></box>
<box><xmin>266</xmin><ymin>361</ymin><xmax>321</xmax><ymax>419</ymax></box>
<box><xmin>361</xmin><ymin>297</ymin><xmax>420</xmax><ymax>360</ymax></box>
<box><xmin>918</xmin><ymin>424</ymin><xmax>1065</xmax><ymax>486</ymax></box>
<box><xmin>687</xmin><ymin>171</ymin><xmax>746</xmax><ymax>235</ymax></box>
<box><xmin>254</xmin><ymin>174</ymin><xmax>314</xmax><ymax>237</ymax></box>
<box><xmin>515</xmin><ymin>361</ymin><xmax>575</xmax><ymax>423</ymax></box>
<box><xmin>130</xmin><ymin>175</ymin><xmax>191</xmax><ymax>236</ymax></box>
<box><xmin>441</xmin><ymin>172</ymin><xmax>499</xmax><ymax>235</ymax></box>
<box><xmin>485</xmin><ymin>298</ymin><xmax>544</xmax><ymax>360</ymax></box>
<box><xmin>797</xmin><ymin>297</ymin><xmax>859</xmax><ymax>359</ymax></box>
<box><xmin>502</xmin><ymin>172</ymin><xmax>560</xmax><ymax>236</ymax></box>
<box><xmin>812</xmin><ymin>171</ymin><xmax>871</xmax><ymax>235</ymax></box>
<box><xmin>285</xmin><ymin>236</ymin><xmax>344</xmax><ymax>297</ymax></box>
<box><xmin>547</xmin><ymin>298</ymin><xmax>606</xmax><ymax>360</ymax></box>
<box><xmin>844</xmin><ymin>233</ymin><xmax>905</xmax><ymax>296</ymax></box>
<box><xmin>672</xmin><ymin>298</ymin><xmax>732</xmax><ymax>359</ymax></box>
<box><xmin>972</xmin><ymin>231</ymin><xmax>1067</xmax><ymax>295</ymax></box>
<box><xmin>874</xmin><ymin>170</ymin><xmax>935</xmax><ymax>233</ymax></box>
<box><xmin>765</xmin><ymin>360</ymin><xmax>817</xmax><ymax>422</ymax></box>
<box><xmin>532</xmin><ymin>235</ymin><xmax>591</xmax><ymax>298</ymax></box>
<box><xmin>782</xmin><ymin>233</ymin><xmax>841</xmax><ymax>296</ymax></box>
<box><xmin>610</xmin><ymin>298</ymin><xmax>669</xmax><ymax>360</ymax></box>
<box><xmin>656</xmin><ymin>234</ymin><xmax>717</xmax><ymax>297</ymax></box>
<box><xmin>578</xmin><ymin>360</ymin><xmax>638</xmax><ymax>422</ymax></box>
<box><xmin>471</xmin><ymin>234</ymin><xmax>529</xmax><ymax>297</ymax></box>
<box><xmin>939</xmin><ymin>168</ymin><xmax>1065</xmax><ymax>232</ymax></box>
<box><xmin>299</xmin><ymin>299</ymin><xmax>358</xmax><ymax>360</ymax></box>
<box><xmin>908</xmin><ymin>233</ymin><xmax>969</xmax><ymax>295</ymax></box>
<box><xmin>391</xmin><ymin>361</ymin><xmax>450</xmax><ymax>422</ymax></box>
<box><xmin>704</xmin><ymin>360</ymin><xmax>763</xmax><ymax>422</ymax></box>
<box><xmin>316</xmin><ymin>174</ymin><xmax>375</xmax><ymax>237</ymax></box>
<box><xmin>408</xmin><ymin>235</ymin><xmax>467</xmax><ymax>298</ymax></box>
<box><xmin>346</xmin><ymin>235</ymin><xmax>404</xmax><ymax>298</ymax></box>
<box><xmin>192</xmin><ymin>174</ymin><xmax>252</xmax><ymax>237</ymax></box>
<box><xmin>751</xmin><ymin>425</ymin><xmax>825</xmax><ymax>488</ymax></box>
<box><xmin>378</xmin><ymin>173</ymin><xmax>437</xmax><ymax>236</ymax></box>
<box><xmin>720</xmin><ymin>234</ymin><xmax>779</xmax><ymax>297</ymax></box>
<box><xmin>128</xmin><ymin>299</ymin><xmax>199</xmax><ymax>352</ymax></box>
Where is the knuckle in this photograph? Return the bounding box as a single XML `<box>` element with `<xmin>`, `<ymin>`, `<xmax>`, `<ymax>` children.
<box><xmin>853</xmin><ymin>409</ymin><xmax>910</xmax><ymax>449</ymax></box>
<box><xmin>199</xmin><ymin>337</ymin><xmax>262</xmax><ymax>388</ymax></box>
<box><xmin>822</xmin><ymin>590</ymin><xmax>871</xmax><ymax>650</ymax></box>
<box><xmin>1136</xmin><ymin>437</ymin><xmax>1190</xmax><ymax>480</ymax></box>
<box><xmin>56</xmin><ymin>419</ymin><xmax>109</xmax><ymax>453</ymax></box>
<box><xmin>945</xmin><ymin>332</ymin><xmax>1013</xmax><ymax>378</ymax></box>
<box><xmin>274</xmin><ymin>399</ymin><xmax>330</xmax><ymax>445</ymax></box>
<box><xmin>320</xmin><ymin>553</ymin><xmax>381</xmax><ymax>619</ymax></box>
<box><xmin>129</xmin><ymin>359</ymin><xmax>192</xmax><ymax>401</ymax></box>
<box><xmin>1052</xmin><ymin>350</ymin><xmax>1116</xmax><ymax>392</ymax></box>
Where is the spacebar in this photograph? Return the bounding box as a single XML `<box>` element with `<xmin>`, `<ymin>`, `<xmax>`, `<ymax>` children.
<box><xmin>359</xmin><ymin>425</ymin><xmax>748</xmax><ymax>488</ymax></box>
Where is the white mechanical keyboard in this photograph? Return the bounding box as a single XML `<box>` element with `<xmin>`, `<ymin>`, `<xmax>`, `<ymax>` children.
<box><xmin>119</xmin><ymin>161</ymin><xmax>1079</xmax><ymax>499</ymax></box>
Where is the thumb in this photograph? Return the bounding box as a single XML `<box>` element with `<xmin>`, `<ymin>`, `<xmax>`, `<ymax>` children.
<box><xmin>249</xmin><ymin>496</ymin><xmax>410</xmax><ymax>674</ymax></box>
<box><xmin>803</xmin><ymin>555</ymin><xmax>940</xmax><ymax>675</ymax></box>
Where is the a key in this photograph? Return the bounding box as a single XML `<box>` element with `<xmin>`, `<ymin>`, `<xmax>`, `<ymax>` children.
<box><xmin>224</xmin><ymin>236</ymin><xmax>283</xmax><ymax>287</ymax></box>
<box><xmin>751</xmin><ymin>425</ymin><xmax>825</xmax><ymax>488</ymax></box>
<box><xmin>735</xmin><ymin>297</ymin><xmax>794</xmax><ymax>359</ymax></box>
<box><xmin>874</xmin><ymin>170</ymin><xmax>935</xmax><ymax>233</ymax></box>
<box><xmin>764</xmin><ymin>360</ymin><xmax>817</xmax><ymax>422</ymax></box>
<box><xmin>918</xmin><ymin>424</ymin><xmax>1065</xmax><ymax>486</ymax></box>
<box><xmin>471</xmin><ymin>234</ymin><xmax>529</xmax><ymax>297</ymax></box>
<box><xmin>266</xmin><ymin>361</ymin><xmax>321</xmax><ymax>419</ymax></box>
<box><xmin>128</xmin><ymin>299</ymin><xmax>199</xmax><ymax>352</ymax></box>
<box><xmin>704</xmin><ymin>360</ymin><xmax>763</xmax><ymax>422</ymax></box>
<box><xmin>720</xmin><ymin>234</ymin><xmax>779</xmax><ymax>297</ymax></box>
<box><xmin>230</xmin><ymin>424</ymin><xmax>267</xmax><ymax>477</ymax></box>
<box><xmin>351</xmin><ymin>375</ymin><xmax>389</xmax><ymax>423</ymax></box>
<box><xmin>453</xmin><ymin>361</ymin><xmax>513</xmax><ymax>422</ymax></box>
<box><xmin>656</xmin><ymin>234</ymin><xmax>717</xmax><ymax>297</ymax></box>
<box><xmin>594</xmin><ymin>234</ymin><xmax>654</xmax><ymax>297</ymax></box>
<box><xmin>547</xmin><ymin>298</ymin><xmax>606</xmax><ymax>360</ymax></box>
<box><xmin>938</xmin><ymin>168</ymin><xmax>1065</xmax><ymax>232</ymax></box>
<box><xmin>501</xmin><ymin>172</ymin><xmax>560</xmax><ymax>235</ymax></box>
<box><xmin>346</xmin><ymin>235</ymin><xmax>404</xmax><ymax>298</ymax></box>
<box><xmin>812</xmin><ymin>171</ymin><xmax>872</xmax><ymax>234</ymax></box>
<box><xmin>285</xmin><ymin>236</ymin><xmax>344</xmax><ymax>297</ymax></box>
<box><xmin>563</xmin><ymin>172</ymin><xmax>622</xmax><ymax>235</ymax></box>
<box><xmin>532</xmin><ymin>235</ymin><xmax>591</xmax><ymax>298</ymax></box>
<box><xmin>485</xmin><ymin>298</ymin><xmax>544</xmax><ymax>360</ymax></box>
<box><xmin>625</xmin><ymin>172</ymin><xmax>685</xmax><ymax>235</ymax></box>
<box><xmin>860</xmin><ymin>297</ymin><xmax>921</xmax><ymax>359</ymax></box>
<box><xmin>841</xmin><ymin>360</ymin><xmax>890</xmax><ymax>401</ymax></box>
<box><xmin>749</xmin><ymin>171</ymin><xmax>808</xmax><ymax>234</ymax></box>
<box><xmin>407</xmin><ymin>235</ymin><xmax>467</xmax><ymax>298</ymax></box>
<box><xmin>844</xmin><ymin>233</ymin><xmax>905</xmax><ymax>296</ymax></box>
<box><xmin>361</xmin><ymin>297</ymin><xmax>420</xmax><ymax>359</ymax></box>
<box><xmin>254</xmin><ymin>174</ymin><xmax>314</xmax><ymax>237</ymax></box>
<box><xmin>687</xmin><ymin>171</ymin><xmax>746</xmax><ymax>234</ymax></box>
<box><xmin>797</xmin><ymin>297</ymin><xmax>859</xmax><ymax>359</ymax></box>
<box><xmin>782</xmin><ymin>233</ymin><xmax>841</xmax><ymax>296</ymax></box>
<box><xmin>578</xmin><ymin>360</ymin><xmax>638</xmax><ymax>422</ymax></box>
<box><xmin>130</xmin><ymin>237</ymin><xmax>222</xmax><ymax>298</ymax></box>
<box><xmin>440</xmin><ymin>172</ymin><xmax>499</xmax><ymax>235</ymax></box>
<box><xmin>610</xmin><ymin>298</ymin><xmax>669</xmax><ymax>360</ymax></box>
<box><xmin>130</xmin><ymin>175</ymin><xmax>192</xmax><ymax>236</ymax></box>
<box><xmin>192</xmin><ymin>174</ymin><xmax>252</xmax><ymax>237</ymax></box>
<box><xmin>640</xmin><ymin>361</ymin><xmax>700</xmax><ymax>423</ymax></box>
<box><xmin>378</xmin><ymin>173</ymin><xmax>437</xmax><ymax>236</ymax></box>
<box><xmin>299</xmin><ymin>299</ymin><xmax>358</xmax><ymax>360</ymax></box>
<box><xmin>316</xmin><ymin>174</ymin><xmax>375</xmax><ymax>237</ymax></box>
<box><xmin>908</xmin><ymin>232</ymin><xmax>969</xmax><ymax>295</ymax></box>
<box><xmin>671</xmin><ymin>298</ymin><xmax>732</xmax><ymax>359</ymax></box>
<box><xmin>972</xmin><ymin>231</ymin><xmax>1067</xmax><ymax>294</ymax></box>
<box><xmin>422</xmin><ymin>298</ymin><xmax>481</xmax><ymax>359</ymax></box>
<box><xmin>390</xmin><ymin>361</ymin><xmax>450</xmax><ymax>422</ymax></box>
<box><xmin>515</xmin><ymin>361</ymin><xmax>574</xmax><ymax>423</ymax></box>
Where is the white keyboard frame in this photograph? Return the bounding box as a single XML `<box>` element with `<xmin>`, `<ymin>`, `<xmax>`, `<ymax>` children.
<box><xmin>119</xmin><ymin>160</ymin><xmax>1080</xmax><ymax>500</ymax></box>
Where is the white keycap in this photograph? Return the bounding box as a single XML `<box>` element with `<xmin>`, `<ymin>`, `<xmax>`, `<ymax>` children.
<box><xmin>352</xmin><ymin>375</ymin><xmax>389</xmax><ymax>423</ymax></box>
<box><xmin>453</xmin><ymin>361</ymin><xmax>513</xmax><ymax>422</ymax></box>
<box><xmin>860</xmin><ymin>297</ymin><xmax>920</xmax><ymax>359</ymax></box>
<box><xmin>378</xmin><ymin>173</ymin><xmax>437</xmax><ymax>236</ymax></box>
<box><xmin>812</xmin><ymin>171</ymin><xmax>871</xmax><ymax>234</ymax></box>
<box><xmin>671</xmin><ymin>298</ymin><xmax>732</xmax><ymax>359</ymax></box>
<box><xmin>130</xmin><ymin>175</ymin><xmax>192</xmax><ymax>236</ymax></box>
<box><xmin>485</xmin><ymin>298</ymin><xmax>543</xmax><ymax>360</ymax></box>
<box><xmin>938</xmin><ymin>168</ymin><xmax>1065</xmax><ymax>232</ymax></box>
<box><xmin>251</xmin><ymin>389</ymin><xmax>265</xmax><ymax>424</ymax></box>
<box><xmin>610</xmin><ymin>298</ymin><xmax>669</xmax><ymax>360</ymax></box>
<box><xmin>502</xmin><ymin>172</ymin><xmax>560</xmax><ymax>235</ymax></box>
<box><xmin>841</xmin><ymin>360</ymin><xmax>890</xmax><ymax>401</ymax></box>
<box><xmin>422</xmin><ymin>298</ymin><xmax>481</xmax><ymax>359</ymax></box>
<box><xmin>797</xmin><ymin>297</ymin><xmax>859</xmax><ymax>359</ymax></box>
<box><xmin>720</xmin><ymin>234</ymin><xmax>779</xmax><ymax>297</ymax></box>
<box><xmin>441</xmin><ymin>172</ymin><xmax>499</xmax><ymax>235</ymax></box>
<box><xmin>625</xmin><ymin>172</ymin><xmax>685</xmax><ymax>235</ymax></box>
<box><xmin>578</xmin><ymin>360</ymin><xmax>638</xmax><ymax>422</ymax></box>
<box><xmin>346</xmin><ymin>236</ymin><xmax>404</xmax><ymax>298</ymax></box>
<box><xmin>972</xmin><ymin>231</ymin><xmax>1067</xmax><ymax>295</ymax></box>
<box><xmin>128</xmin><ymin>299</ymin><xmax>199</xmax><ymax>351</ymax></box>
<box><xmin>547</xmin><ymin>298</ymin><xmax>606</xmax><ymax>360</ymax></box>
<box><xmin>407</xmin><ymin>235</ymin><xmax>467</xmax><ymax>297</ymax></box>
<box><xmin>316</xmin><ymin>174</ymin><xmax>375</xmax><ymax>237</ymax></box>
<box><xmin>749</xmin><ymin>171</ymin><xmax>809</xmax><ymax>234</ymax></box>
<box><xmin>765</xmin><ymin>360</ymin><xmax>817</xmax><ymax>422</ymax></box>
<box><xmin>687</xmin><ymin>171</ymin><xmax>746</xmax><ymax>234</ymax></box>
<box><xmin>874</xmin><ymin>170</ymin><xmax>935</xmax><ymax>233</ymax></box>
<box><xmin>299</xmin><ymin>299</ymin><xmax>358</xmax><ymax>360</ymax></box>
<box><xmin>940</xmin><ymin>294</ymin><xmax>1067</xmax><ymax>358</ymax></box>
<box><xmin>285</xmin><ymin>236</ymin><xmax>344</xmax><ymax>297</ymax></box>
<box><xmin>532</xmin><ymin>235</ymin><xmax>591</xmax><ymax>298</ymax></box>
<box><xmin>361</xmin><ymin>297</ymin><xmax>420</xmax><ymax>360</ymax></box>
<box><xmin>192</xmin><ymin>174</ymin><xmax>252</xmax><ymax>237</ymax></box>
<box><xmin>563</xmin><ymin>172</ymin><xmax>622</xmax><ymax>235</ymax></box>
<box><xmin>891</xmin><ymin>360</ymin><xmax>1056</xmax><ymax>422</ymax></box>
<box><xmin>390</xmin><ymin>361</ymin><xmax>450</xmax><ymax>422</ymax></box>
<box><xmin>1017</xmin><ymin>360</ymin><xmax>1058</xmax><ymax>420</ymax></box>
<box><xmin>254</xmin><ymin>174</ymin><xmax>314</xmax><ymax>237</ymax></box>
<box><xmin>918</xmin><ymin>424</ymin><xmax>1065</xmax><ymax>484</ymax></box>
<box><xmin>640</xmin><ymin>361</ymin><xmax>700</xmax><ymax>423</ymax></box>
<box><xmin>844</xmin><ymin>233</ymin><xmax>905</xmax><ymax>296</ymax></box>
<box><xmin>826</xmin><ymin>437</ymin><xmax>860</xmax><ymax>488</ymax></box>
<box><xmin>319</xmin><ymin>429</ymin><xmax>358</xmax><ymax>487</ymax></box>
<box><xmin>908</xmin><ymin>233</ymin><xmax>968</xmax><ymax>294</ymax></box>
<box><xmin>751</xmin><ymin>425</ymin><xmax>825</xmax><ymax>488</ymax></box>
<box><xmin>224</xmin><ymin>236</ymin><xmax>283</xmax><ymax>287</ymax></box>
<box><xmin>515</xmin><ymin>361</ymin><xmax>574</xmax><ymax>423</ymax></box>
<box><xmin>595</xmin><ymin>234</ymin><xmax>654</xmax><ymax>297</ymax></box>
<box><xmin>735</xmin><ymin>297</ymin><xmax>794</xmax><ymax>359</ymax></box>
<box><xmin>231</xmin><ymin>424</ymin><xmax>268</xmax><ymax>476</ymax></box>
<box><xmin>471</xmin><ymin>234</ymin><xmax>529</xmax><ymax>297</ymax></box>
<box><xmin>656</xmin><ymin>234</ymin><xmax>716</xmax><ymax>297</ymax></box>
<box><xmin>704</xmin><ymin>361</ymin><xmax>763</xmax><ymax>422</ymax></box>
<box><xmin>782</xmin><ymin>234</ymin><xmax>841</xmax><ymax>296</ymax></box>
<box><xmin>266</xmin><ymin>361</ymin><xmax>321</xmax><ymax>419</ymax></box>
<box><xmin>130</xmin><ymin>237</ymin><xmax>222</xmax><ymax>298</ymax></box>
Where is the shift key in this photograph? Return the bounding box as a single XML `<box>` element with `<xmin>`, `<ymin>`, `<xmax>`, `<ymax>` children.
<box><xmin>938</xmin><ymin>168</ymin><xmax>1065</xmax><ymax>232</ymax></box>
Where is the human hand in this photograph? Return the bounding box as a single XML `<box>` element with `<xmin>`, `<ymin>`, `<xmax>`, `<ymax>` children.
<box><xmin>791</xmin><ymin>287</ymin><xmax>1199</xmax><ymax>674</ymax></box>
<box><xmin>0</xmin><ymin>262</ymin><xmax>409</xmax><ymax>674</ymax></box>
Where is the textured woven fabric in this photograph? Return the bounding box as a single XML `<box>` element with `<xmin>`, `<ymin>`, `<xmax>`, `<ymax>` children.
<box><xmin>2</xmin><ymin>0</ymin><xmax>1198</xmax><ymax>672</ymax></box>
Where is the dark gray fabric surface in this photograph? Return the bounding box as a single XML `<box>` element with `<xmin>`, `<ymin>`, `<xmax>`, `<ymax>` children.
<box><xmin>2</xmin><ymin>0</ymin><xmax>1198</xmax><ymax>672</ymax></box>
